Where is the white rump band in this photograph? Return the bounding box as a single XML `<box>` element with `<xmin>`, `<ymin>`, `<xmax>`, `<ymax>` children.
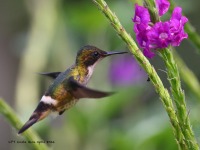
<box><xmin>41</xmin><ymin>96</ymin><xmax>57</xmax><ymax>105</ymax></box>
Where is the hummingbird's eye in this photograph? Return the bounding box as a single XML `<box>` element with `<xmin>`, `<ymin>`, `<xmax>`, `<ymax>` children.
<box><xmin>92</xmin><ymin>51</ymin><xmax>99</xmax><ymax>58</ymax></box>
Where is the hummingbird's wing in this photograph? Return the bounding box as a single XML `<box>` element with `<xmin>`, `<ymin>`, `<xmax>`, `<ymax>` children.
<box><xmin>68</xmin><ymin>77</ymin><xmax>114</xmax><ymax>99</ymax></box>
<box><xmin>38</xmin><ymin>72</ymin><xmax>61</xmax><ymax>79</ymax></box>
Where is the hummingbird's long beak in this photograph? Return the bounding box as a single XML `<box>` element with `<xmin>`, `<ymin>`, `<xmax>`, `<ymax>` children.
<box><xmin>104</xmin><ymin>51</ymin><xmax>128</xmax><ymax>56</ymax></box>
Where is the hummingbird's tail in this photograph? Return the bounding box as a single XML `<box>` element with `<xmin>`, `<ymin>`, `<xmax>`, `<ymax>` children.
<box><xmin>18</xmin><ymin>102</ymin><xmax>51</xmax><ymax>134</ymax></box>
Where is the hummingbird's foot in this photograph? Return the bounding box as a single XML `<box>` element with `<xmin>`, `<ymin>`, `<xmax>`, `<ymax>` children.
<box><xmin>59</xmin><ymin>110</ymin><xmax>66</xmax><ymax>115</ymax></box>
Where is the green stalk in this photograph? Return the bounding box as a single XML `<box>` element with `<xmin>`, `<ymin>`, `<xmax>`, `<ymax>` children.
<box><xmin>173</xmin><ymin>51</ymin><xmax>200</xmax><ymax>100</ymax></box>
<box><xmin>0</xmin><ymin>99</ymin><xmax>48</xmax><ymax>150</ymax></box>
<box><xmin>168</xmin><ymin>1</ymin><xmax>200</xmax><ymax>101</ymax></box>
<box><xmin>93</xmin><ymin>0</ymin><xmax>187</xmax><ymax>149</ymax></box>
<box><xmin>159</xmin><ymin>49</ymin><xmax>199</xmax><ymax>150</ymax></box>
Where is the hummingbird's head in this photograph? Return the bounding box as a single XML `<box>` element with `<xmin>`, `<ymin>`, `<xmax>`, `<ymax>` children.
<box><xmin>76</xmin><ymin>45</ymin><xmax>128</xmax><ymax>67</ymax></box>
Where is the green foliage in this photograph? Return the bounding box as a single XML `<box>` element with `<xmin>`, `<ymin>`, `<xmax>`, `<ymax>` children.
<box><xmin>0</xmin><ymin>99</ymin><xmax>48</xmax><ymax>150</ymax></box>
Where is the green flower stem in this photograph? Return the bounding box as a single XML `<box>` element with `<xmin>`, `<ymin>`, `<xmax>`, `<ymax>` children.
<box><xmin>168</xmin><ymin>0</ymin><xmax>200</xmax><ymax>101</ymax></box>
<box><xmin>144</xmin><ymin>0</ymin><xmax>160</xmax><ymax>23</ymax></box>
<box><xmin>0</xmin><ymin>99</ymin><xmax>48</xmax><ymax>150</ymax></box>
<box><xmin>173</xmin><ymin>51</ymin><xmax>200</xmax><ymax>100</ymax></box>
<box><xmin>93</xmin><ymin>0</ymin><xmax>187</xmax><ymax>149</ymax></box>
<box><xmin>159</xmin><ymin>49</ymin><xmax>199</xmax><ymax>150</ymax></box>
<box><xmin>168</xmin><ymin>0</ymin><xmax>200</xmax><ymax>52</ymax></box>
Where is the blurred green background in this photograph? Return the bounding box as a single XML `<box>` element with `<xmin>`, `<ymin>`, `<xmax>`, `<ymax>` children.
<box><xmin>1</xmin><ymin>0</ymin><xmax>200</xmax><ymax>150</ymax></box>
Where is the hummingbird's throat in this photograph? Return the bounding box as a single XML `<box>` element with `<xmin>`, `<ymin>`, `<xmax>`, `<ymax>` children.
<box><xmin>86</xmin><ymin>57</ymin><xmax>103</xmax><ymax>81</ymax></box>
<box><xmin>87</xmin><ymin>65</ymin><xmax>95</xmax><ymax>79</ymax></box>
<box><xmin>79</xmin><ymin>62</ymin><xmax>97</xmax><ymax>85</ymax></box>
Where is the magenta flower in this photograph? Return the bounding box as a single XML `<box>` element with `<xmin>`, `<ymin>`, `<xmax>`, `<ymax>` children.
<box><xmin>133</xmin><ymin>4</ymin><xmax>188</xmax><ymax>58</ymax></box>
<box><xmin>147</xmin><ymin>22</ymin><xmax>171</xmax><ymax>49</ymax></box>
<box><xmin>108</xmin><ymin>55</ymin><xmax>145</xmax><ymax>86</ymax></box>
<box><xmin>169</xmin><ymin>7</ymin><xmax>188</xmax><ymax>46</ymax></box>
<box><xmin>156</xmin><ymin>0</ymin><xmax>170</xmax><ymax>16</ymax></box>
<box><xmin>135</xmin><ymin>24</ymin><xmax>150</xmax><ymax>47</ymax></box>
<box><xmin>132</xmin><ymin>4</ymin><xmax>150</xmax><ymax>26</ymax></box>
<box><xmin>143</xmin><ymin>48</ymin><xmax>155</xmax><ymax>58</ymax></box>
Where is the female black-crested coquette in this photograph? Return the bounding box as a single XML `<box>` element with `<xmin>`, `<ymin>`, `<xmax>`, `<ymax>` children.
<box><xmin>18</xmin><ymin>45</ymin><xmax>127</xmax><ymax>134</ymax></box>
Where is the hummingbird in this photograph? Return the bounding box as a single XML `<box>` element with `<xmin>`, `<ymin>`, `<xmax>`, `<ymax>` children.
<box><xmin>18</xmin><ymin>45</ymin><xmax>128</xmax><ymax>134</ymax></box>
